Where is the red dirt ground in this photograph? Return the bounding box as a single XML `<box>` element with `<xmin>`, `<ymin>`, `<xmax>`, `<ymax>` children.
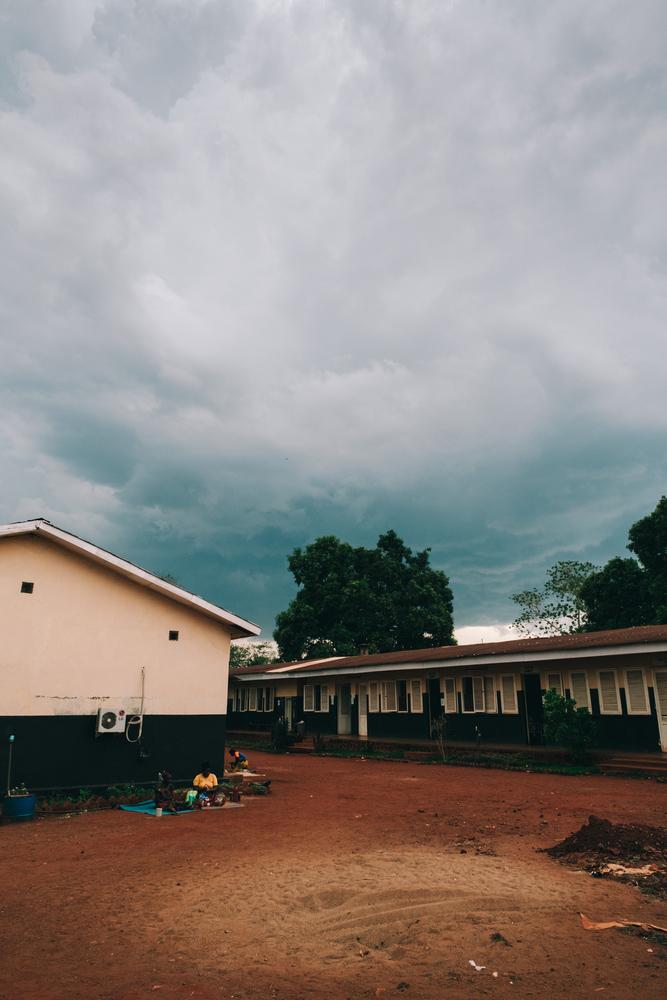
<box><xmin>1</xmin><ymin>752</ymin><xmax>666</xmax><ymax>1000</ymax></box>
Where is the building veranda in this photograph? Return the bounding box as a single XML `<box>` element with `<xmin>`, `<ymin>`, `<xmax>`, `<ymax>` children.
<box><xmin>229</xmin><ymin>627</ymin><xmax>667</xmax><ymax>754</ymax></box>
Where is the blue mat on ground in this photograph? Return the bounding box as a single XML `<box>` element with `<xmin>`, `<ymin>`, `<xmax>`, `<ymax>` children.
<box><xmin>120</xmin><ymin>800</ymin><xmax>188</xmax><ymax>816</ymax></box>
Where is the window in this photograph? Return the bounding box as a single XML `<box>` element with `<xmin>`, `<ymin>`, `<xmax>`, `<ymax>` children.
<box><xmin>462</xmin><ymin>677</ymin><xmax>474</xmax><ymax>713</ymax></box>
<box><xmin>240</xmin><ymin>688</ymin><xmax>248</xmax><ymax>712</ymax></box>
<box><xmin>381</xmin><ymin>681</ymin><xmax>397</xmax><ymax>712</ymax></box>
<box><xmin>500</xmin><ymin>675</ymin><xmax>517</xmax><ymax>713</ymax></box>
<box><xmin>598</xmin><ymin>670</ymin><xmax>620</xmax><ymax>714</ymax></box>
<box><xmin>265</xmin><ymin>687</ymin><xmax>275</xmax><ymax>712</ymax></box>
<box><xmin>444</xmin><ymin>678</ymin><xmax>457</xmax><ymax>713</ymax></box>
<box><xmin>410</xmin><ymin>679</ymin><xmax>423</xmax><ymax>713</ymax></box>
<box><xmin>483</xmin><ymin>676</ymin><xmax>497</xmax><ymax>713</ymax></box>
<box><xmin>547</xmin><ymin>673</ymin><xmax>563</xmax><ymax>695</ymax></box>
<box><xmin>256</xmin><ymin>687</ymin><xmax>264</xmax><ymax>712</ymax></box>
<box><xmin>369</xmin><ymin>682</ymin><xmax>379</xmax><ymax>713</ymax></box>
<box><xmin>249</xmin><ymin>688</ymin><xmax>258</xmax><ymax>711</ymax></box>
<box><xmin>20</xmin><ymin>581</ymin><xmax>34</xmax><ymax>594</ymax></box>
<box><xmin>569</xmin><ymin>672</ymin><xmax>590</xmax><ymax>710</ymax></box>
<box><xmin>625</xmin><ymin>669</ymin><xmax>648</xmax><ymax>714</ymax></box>
<box><xmin>168</xmin><ymin>630</ymin><xmax>179</xmax><ymax>641</ymax></box>
<box><xmin>304</xmin><ymin>684</ymin><xmax>328</xmax><ymax>712</ymax></box>
<box><xmin>397</xmin><ymin>680</ymin><xmax>408</xmax><ymax>713</ymax></box>
<box><xmin>472</xmin><ymin>676</ymin><xmax>485</xmax><ymax>712</ymax></box>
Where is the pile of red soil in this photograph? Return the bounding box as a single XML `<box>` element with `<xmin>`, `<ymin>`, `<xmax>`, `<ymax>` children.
<box><xmin>546</xmin><ymin>814</ymin><xmax>667</xmax><ymax>899</ymax></box>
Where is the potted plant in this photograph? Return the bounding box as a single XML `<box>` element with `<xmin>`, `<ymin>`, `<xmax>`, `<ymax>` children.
<box><xmin>2</xmin><ymin>736</ymin><xmax>37</xmax><ymax>823</ymax></box>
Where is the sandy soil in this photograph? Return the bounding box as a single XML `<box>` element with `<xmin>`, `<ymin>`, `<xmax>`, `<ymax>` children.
<box><xmin>1</xmin><ymin>752</ymin><xmax>666</xmax><ymax>1000</ymax></box>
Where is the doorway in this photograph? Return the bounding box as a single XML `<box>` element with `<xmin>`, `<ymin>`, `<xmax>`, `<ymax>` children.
<box><xmin>654</xmin><ymin>671</ymin><xmax>667</xmax><ymax>752</ymax></box>
<box><xmin>357</xmin><ymin>684</ymin><xmax>368</xmax><ymax>738</ymax></box>
<box><xmin>337</xmin><ymin>683</ymin><xmax>352</xmax><ymax>735</ymax></box>
<box><xmin>522</xmin><ymin>673</ymin><xmax>544</xmax><ymax>745</ymax></box>
<box><xmin>427</xmin><ymin>677</ymin><xmax>442</xmax><ymax>730</ymax></box>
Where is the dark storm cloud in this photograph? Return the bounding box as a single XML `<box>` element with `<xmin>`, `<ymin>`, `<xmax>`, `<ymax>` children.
<box><xmin>1</xmin><ymin>1</ymin><xmax>666</xmax><ymax>635</ymax></box>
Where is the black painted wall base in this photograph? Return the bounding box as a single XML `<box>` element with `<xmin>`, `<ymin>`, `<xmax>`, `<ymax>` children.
<box><xmin>0</xmin><ymin>714</ymin><xmax>227</xmax><ymax>791</ymax></box>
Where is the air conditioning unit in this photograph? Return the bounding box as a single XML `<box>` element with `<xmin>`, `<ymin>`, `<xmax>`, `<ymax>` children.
<box><xmin>96</xmin><ymin>707</ymin><xmax>127</xmax><ymax>734</ymax></box>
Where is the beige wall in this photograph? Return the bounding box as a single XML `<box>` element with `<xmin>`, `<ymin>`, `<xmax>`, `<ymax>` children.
<box><xmin>0</xmin><ymin>535</ymin><xmax>231</xmax><ymax>716</ymax></box>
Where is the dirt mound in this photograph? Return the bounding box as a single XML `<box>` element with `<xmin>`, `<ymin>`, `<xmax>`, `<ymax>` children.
<box><xmin>546</xmin><ymin>815</ymin><xmax>667</xmax><ymax>900</ymax></box>
<box><xmin>547</xmin><ymin>815</ymin><xmax>667</xmax><ymax>861</ymax></box>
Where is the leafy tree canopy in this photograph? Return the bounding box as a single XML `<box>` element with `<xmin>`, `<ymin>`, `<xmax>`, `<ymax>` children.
<box><xmin>510</xmin><ymin>560</ymin><xmax>598</xmax><ymax>637</ymax></box>
<box><xmin>578</xmin><ymin>495</ymin><xmax>667</xmax><ymax>631</ymax></box>
<box><xmin>273</xmin><ymin>530</ymin><xmax>455</xmax><ymax>662</ymax></box>
<box><xmin>580</xmin><ymin>557</ymin><xmax>653</xmax><ymax>632</ymax></box>
<box><xmin>627</xmin><ymin>495</ymin><xmax>667</xmax><ymax>623</ymax></box>
<box><xmin>229</xmin><ymin>641</ymin><xmax>279</xmax><ymax>671</ymax></box>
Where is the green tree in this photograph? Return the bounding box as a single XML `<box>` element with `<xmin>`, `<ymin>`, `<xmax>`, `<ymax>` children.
<box><xmin>578</xmin><ymin>495</ymin><xmax>667</xmax><ymax>631</ymax></box>
<box><xmin>542</xmin><ymin>690</ymin><xmax>596</xmax><ymax>763</ymax></box>
<box><xmin>580</xmin><ymin>557</ymin><xmax>653</xmax><ymax>632</ymax></box>
<box><xmin>229</xmin><ymin>641</ymin><xmax>278</xmax><ymax>671</ymax></box>
<box><xmin>273</xmin><ymin>530</ymin><xmax>455</xmax><ymax>661</ymax></box>
<box><xmin>510</xmin><ymin>560</ymin><xmax>598</xmax><ymax>637</ymax></box>
<box><xmin>628</xmin><ymin>495</ymin><xmax>667</xmax><ymax>623</ymax></box>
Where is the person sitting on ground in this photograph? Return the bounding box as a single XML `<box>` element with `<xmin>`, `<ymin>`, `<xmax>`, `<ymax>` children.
<box><xmin>192</xmin><ymin>762</ymin><xmax>220</xmax><ymax>807</ymax></box>
<box><xmin>228</xmin><ymin>748</ymin><xmax>249</xmax><ymax>772</ymax></box>
<box><xmin>155</xmin><ymin>769</ymin><xmax>179</xmax><ymax>813</ymax></box>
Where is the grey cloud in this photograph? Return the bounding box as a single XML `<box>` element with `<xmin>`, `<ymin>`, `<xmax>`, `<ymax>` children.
<box><xmin>1</xmin><ymin>0</ymin><xmax>666</xmax><ymax>634</ymax></box>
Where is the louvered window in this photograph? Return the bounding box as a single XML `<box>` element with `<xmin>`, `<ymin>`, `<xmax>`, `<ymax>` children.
<box><xmin>317</xmin><ymin>684</ymin><xmax>328</xmax><ymax>712</ymax></box>
<box><xmin>265</xmin><ymin>687</ymin><xmax>275</xmax><ymax>712</ymax></box>
<box><xmin>369</xmin><ymin>682</ymin><xmax>379</xmax><ymax>713</ymax></box>
<box><xmin>484</xmin><ymin>676</ymin><xmax>496</xmax><ymax>713</ymax></box>
<box><xmin>472</xmin><ymin>676</ymin><xmax>485</xmax><ymax>712</ymax></box>
<box><xmin>382</xmin><ymin>681</ymin><xmax>397</xmax><ymax>712</ymax></box>
<box><xmin>303</xmin><ymin>685</ymin><xmax>314</xmax><ymax>712</ymax></box>
<box><xmin>444</xmin><ymin>678</ymin><xmax>457</xmax><ymax>713</ymax></box>
<box><xmin>501</xmin><ymin>675</ymin><xmax>517</xmax><ymax>713</ymax></box>
<box><xmin>410</xmin><ymin>679</ymin><xmax>423</xmax><ymax>713</ymax></box>
<box><xmin>598</xmin><ymin>671</ymin><xmax>620</xmax><ymax>714</ymax></box>
<box><xmin>240</xmin><ymin>688</ymin><xmax>248</xmax><ymax>712</ymax></box>
<box><xmin>249</xmin><ymin>688</ymin><xmax>257</xmax><ymax>711</ymax></box>
<box><xmin>547</xmin><ymin>673</ymin><xmax>563</xmax><ymax>695</ymax></box>
<box><xmin>625</xmin><ymin>670</ymin><xmax>647</xmax><ymax>714</ymax></box>
<box><xmin>569</xmin><ymin>672</ymin><xmax>589</xmax><ymax>709</ymax></box>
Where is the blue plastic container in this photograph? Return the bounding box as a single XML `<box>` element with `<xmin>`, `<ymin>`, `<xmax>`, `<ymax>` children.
<box><xmin>1</xmin><ymin>794</ymin><xmax>36</xmax><ymax>822</ymax></box>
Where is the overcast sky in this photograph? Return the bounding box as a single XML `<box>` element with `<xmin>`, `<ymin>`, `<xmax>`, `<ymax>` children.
<box><xmin>1</xmin><ymin>1</ymin><xmax>666</xmax><ymax>640</ymax></box>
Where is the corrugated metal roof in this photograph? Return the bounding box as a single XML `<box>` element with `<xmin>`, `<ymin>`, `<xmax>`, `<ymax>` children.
<box><xmin>233</xmin><ymin>625</ymin><xmax>667</xmax><ymax>676</ymax></box>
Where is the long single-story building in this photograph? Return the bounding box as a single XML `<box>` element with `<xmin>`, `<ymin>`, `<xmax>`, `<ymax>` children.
<box><xmin>229</xmin><ymin>626</ymin><xmax>667</xmax><ymax>753</ymax></box>
<box><xmin>0</xmin><ymin>519</ymin><xmax>259</xmax><ymax>789</ymax></box>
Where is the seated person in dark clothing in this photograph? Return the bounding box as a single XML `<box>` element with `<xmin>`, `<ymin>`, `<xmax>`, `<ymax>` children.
<box><xmin>155</xmin><ymin>769</ymin><xmax>179</xmax><ymax>813</ymax></box>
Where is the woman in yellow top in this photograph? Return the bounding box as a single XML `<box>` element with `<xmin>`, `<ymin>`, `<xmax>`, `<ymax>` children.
<box><xmin>192</xmin><ymin>762</ymin><xmax>218</xmax><ymax>790</ymax></box>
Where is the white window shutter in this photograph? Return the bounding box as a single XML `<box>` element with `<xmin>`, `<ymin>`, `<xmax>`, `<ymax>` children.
<box><xmin>319</xmin><ymin>684</ymin><xmax>329</xmax><ymax>711</ymax></box>
<box><xmin>249</xmin><ymin>688</ymin><xmax>257</xmax><ymax>711</ymax></box>
<box><xmin>304</xmin><ymin>685</ymin><xmax>314</xmax><ymax>712</ymax></box>
<box><xmin>625</xmin><ymin>670</ymin><xmax>646</xmax><ymax>712</ymax></box>
<box><xmin>570</xmin><ymin>672</ymin><xmax>588</xmax><ymax>708</ymax></box>
<box><xmin>382</xmin><ymin>681</ymin><xmax>397</xmax><ymax>712</ymax></box>
<box><xmin>410</xmin><ymin>679</ymin><xmax>422</xmax><ymax>713</ymax></box>
<box><xmin>472</xmin><ymin>676</ymin><xmax>484</xmax><ymax>712</ymax></box>
<box><xmin>501</xmin><ymin>676</ymin><xmax>517</xmax><ymax>713</ymax></box>
<box><xmin>483</xmin><ymin>676</ymin><xmax>495</xmax><ymax>712</ymax></box>
<box><xmin>599</xmin><ymin>671</ymin><xmax>619</xmax><ymax>713</ymax></box>
<box><xmin>444</xmin><ymin>678</ymin><xmax>457</xmax><ymax>713</ymax></box>
<box><xmin>369</xmin><ymin>682</ymin><xmax>379</xmax><ymax>712</ymax></box>
<box><xmin>547</xmin><ymin>673</ymin><xmax>563</xmax><ymax>694</ymax></box>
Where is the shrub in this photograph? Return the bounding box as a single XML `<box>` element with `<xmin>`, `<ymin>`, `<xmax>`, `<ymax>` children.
<box><xmin>543</xmin><ymin>690</ymin><xmax>597</xmax><ymax>763</ymax></box>
<box><xmin>271</xmin><ymin>717</ymin><xmax>292</xmax><ymax>753</ymax></box>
